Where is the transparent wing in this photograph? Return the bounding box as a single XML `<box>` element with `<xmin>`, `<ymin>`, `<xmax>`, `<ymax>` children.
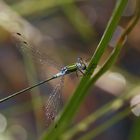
<box><xmin>45</xmin><ymin>77</ymin><xmax>64</xmax><ymax>127</ymax></box>
<box><xmin>13</xmin><ymin>33</ymin><xmax>61</xmax><ymax>69</ymax></box>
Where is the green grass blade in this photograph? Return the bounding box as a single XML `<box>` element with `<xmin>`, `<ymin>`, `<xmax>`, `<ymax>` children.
<box><xmin>41</xmin><ymin>0</ymin><xmax>128</xmax><ymax>139</ymax></box>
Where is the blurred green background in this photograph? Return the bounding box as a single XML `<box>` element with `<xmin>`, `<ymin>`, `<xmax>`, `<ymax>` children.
<box><xmin>0</xmin><ymin>0</ymin><xmax>140</xmax><ymax>140</ymax></box>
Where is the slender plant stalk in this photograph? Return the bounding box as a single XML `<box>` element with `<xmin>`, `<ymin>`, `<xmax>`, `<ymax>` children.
<box><xmin>61</xmin><ymin>1</ymin><xmax>140</xmax><ymax>138</ymax></box>
<box><xmin>41</xmin><ymin>0</ymin><xmax>128</xmax><ymax>140</ymax></box>
<box><xmin>61</xmin><ymin>97</ymin><xmax>125</xmax><ymax>140</ymax></box>
<box><xmin>84</xmin><ymin>0</ymin><xmax>140</xmax><ymax>98</ymax></box>
<box><xmin>62</xmin><ymin>0</ymin><xmax>140</xmax><ymax>139</ymax></box>
<box><xmin>61</xmin><ymin>1</ymin><xmax>94</xmax><ymax>40</ymax></box>
<box><xmin>78</xmin><ymin>108</ymin><xmax>131</xmax><ymax>140</ymax></box>
<box><xmin>62</xmin><ymin>84</ymin><xmax>140</xmax><ymax>140</ymax></box>
<box><xmin>12</xmin><ymin>0</ymin><xmax>81</xmax><ymax>16</ymax></box>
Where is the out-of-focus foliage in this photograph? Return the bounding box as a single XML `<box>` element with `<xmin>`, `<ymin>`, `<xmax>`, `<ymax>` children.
<box><xmin>0</xmin><ymin>0</ymin><xmax>140</xmax><ymax>140</ymax></box>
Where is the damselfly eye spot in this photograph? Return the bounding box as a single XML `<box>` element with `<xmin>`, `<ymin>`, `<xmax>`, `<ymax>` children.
<box><xmin>78</xmin><ymin>63</ymin><xmax>86</xmax><ymax>70</ymax></box>
<box><xmin>82</xmin><ymin>64</ymin><xmax>86</xmax><ymax>70</ymax></box>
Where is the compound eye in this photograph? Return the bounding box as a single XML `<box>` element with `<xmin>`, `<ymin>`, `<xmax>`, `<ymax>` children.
<box><xmin>78</xmin><ymin>63</ymin><xmax>86</xmax><ymax>70</ymax></box>
<box><xmin>82</xmin><ymin>64</ymin><xmax>86</xmax><ymax>70</ymax></box>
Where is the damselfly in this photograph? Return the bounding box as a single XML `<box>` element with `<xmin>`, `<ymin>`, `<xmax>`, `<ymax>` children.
<box><xmin>0</xmin><ymin>33</ymin><xmax>87</xmax><ymax>125</ymax></box>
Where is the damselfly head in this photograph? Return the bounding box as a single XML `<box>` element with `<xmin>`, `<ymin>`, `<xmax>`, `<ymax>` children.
<box><xmin>77</xmin><ymin>57</ymin><xmax>87</xmax><ymax>70</ymax></box>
